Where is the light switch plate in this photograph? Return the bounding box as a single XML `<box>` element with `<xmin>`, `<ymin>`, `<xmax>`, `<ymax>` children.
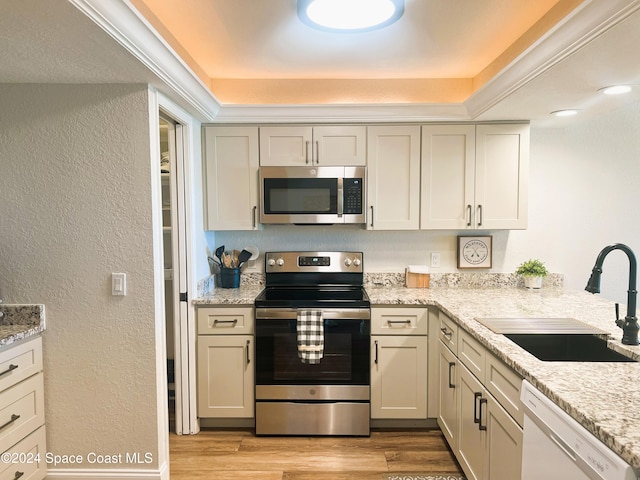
<box><xmin>112</xmin><ymin>273</ymin><xmax>127</xmax><ymax>296</ymax></box>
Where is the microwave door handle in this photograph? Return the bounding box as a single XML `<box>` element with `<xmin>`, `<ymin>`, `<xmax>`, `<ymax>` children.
<box><xmin>337</xmin><ymin>178</ymin><xmax>344</xmax><ymax>216</ymax></box>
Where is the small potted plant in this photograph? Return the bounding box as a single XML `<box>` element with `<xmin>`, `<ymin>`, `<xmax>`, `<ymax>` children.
<box><xmin>516</xmin><ymin>259</ymin><xmax>548</xmax><ymax>289</ymax></box>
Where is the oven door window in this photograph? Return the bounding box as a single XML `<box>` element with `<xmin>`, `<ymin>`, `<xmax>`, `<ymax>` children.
<box><xmin>263</xmin><ymin>178</ymin><xmax>337</xmax><ymax>215</ymax></box>
<box><xmin>255</xmin><ymin>319</ymin><xmax>370</xmax><ymax>386</ymax></box>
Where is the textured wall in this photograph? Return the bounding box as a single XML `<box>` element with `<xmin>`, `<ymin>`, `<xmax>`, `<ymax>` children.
<box><xmin>0</xmin><ymin>85</ymin><xmax>161</xmax><ymax>470</ymax></box>
<box><xmin>212</xmin><ymin>102</ymin><xmax>640</xmax><ymax>305</ymax></box>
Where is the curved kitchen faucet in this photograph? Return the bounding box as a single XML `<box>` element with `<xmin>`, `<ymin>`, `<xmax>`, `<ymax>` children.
<box><xmin>585</xmin><ymin>243</ymin><xmax>639</xmax><ymax>345</ymax></box>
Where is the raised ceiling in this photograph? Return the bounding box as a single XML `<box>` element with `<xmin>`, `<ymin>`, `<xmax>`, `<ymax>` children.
<box><xmin>2</xmin><ymin>0</ymin><xmax>640</xmax><ymax>125</ymax></box>
<box><xmin>133</xmin><ymin>0</ymin><xmax>568</xmax><ymax>104</ymax></box>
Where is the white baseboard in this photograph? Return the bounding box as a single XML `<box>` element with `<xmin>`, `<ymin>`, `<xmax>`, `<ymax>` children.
<box><xmin>46</xmin><ymin>462</ymin><xmax>169</xmax><ymax>480</ymax></box>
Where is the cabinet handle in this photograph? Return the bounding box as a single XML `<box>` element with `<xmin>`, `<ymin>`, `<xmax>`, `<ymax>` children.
<box><xmin>305</xmin><ymin>141</ymin><xmax>310</xmax><ymax>164</ymax></box>
<box><xmin>213</xmin><ymin>319</ymin><xmax>238</xmax><ymax>326</ymax></box>
<box><xmin>370</xmin><ymin>206</ymin><xmax>374</xmax><ymax>228</ymax></box>
<box><xmin>479</xmin><ymin>398</ymin><xmax>488</xmax><ymax>431</ymax></box>
<box><xmin>387</xmin><ymin>320</ymin><xmax>411</xmax><ymax>325</ymax></box>
<box><xmin>252</xmin><ymin>206</ymin><xmax>257</xmax><ymax>228</ymax></box>
<box><xmin>0</xmin><ymin>414</ymin><xmax>20</xmax><ymax>431</ymax></box>
<box><xmin>440</xmin><ymin>327</ymin><xmax>452</xmax><ymax>339</ymax></box>
<box><xmin>448</xmin><ymin>362</ymin><xmax>455</xmax><ymax>389</ymax></box>
<box><xmin>477</xmin><ymin>204</ymin><xmax>483</xmax><ymax>227</ymax></box>
<box><xmin>0</xmin><ymin>364</ymin><xmax>18</xmax><ymax>378</ymax></box>
<box><xmin>473</xmin><ymin>392</ymin><xmax>482</xmax><ymax>424</ymax></box>
<box><xmin>466</xmin><ymin>205</ymin><xmax>472</xmax><ymax>226</ymax></box>
<box><xmin>13</xmin><ymin>472</ymin><xmax>24</xmax><ymax>480</ymax></box>
<box><xmin>246</xmin><ymin>339</ymin><xmax>251</xmax><ymax>365</ymax></box>
<box><xmin>315</xmin><ymin>141</ymin><xmax>319</xmax><ymax>164</ymax></box>
<box><xmin>374</xmin><ymin>340</ymin><xmax>379</xmax><ymax>364</ymax></box>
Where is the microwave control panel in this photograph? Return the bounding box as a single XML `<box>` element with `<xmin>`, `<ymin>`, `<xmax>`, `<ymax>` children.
<box><xmin>343</xmin><ymin>178</ymin><xmax>363</xmax><ymax>214</ymax></box>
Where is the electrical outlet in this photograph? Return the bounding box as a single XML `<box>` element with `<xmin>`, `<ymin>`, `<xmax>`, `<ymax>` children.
<box><xmin>431</xmin><ymin>252</ymin><xmax>441</xmax><ymax>268</ymax></box>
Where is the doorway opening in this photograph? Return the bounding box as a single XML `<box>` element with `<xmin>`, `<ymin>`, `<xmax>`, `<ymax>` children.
<box><xmin>159</xmin><ymin>113</ymin><xmax>196</xmax><ymax>435</ymax></box>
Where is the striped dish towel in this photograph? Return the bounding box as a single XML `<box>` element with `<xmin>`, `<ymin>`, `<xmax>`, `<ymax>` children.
<box><xmin>297</xmin><ymin>310</ymin><xmax>324</xmax><ymax>364</ymax></box>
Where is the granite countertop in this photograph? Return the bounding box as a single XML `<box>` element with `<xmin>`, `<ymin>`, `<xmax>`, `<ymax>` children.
<box><xmin>194</xmin><ymin>285</ymin><xmax>264</xmax><ymax>305</ymax></box>
<box><xmin>0</xmin><ymin>304</ymin><xmax>46</xmax><ymax>347</ymax></box>
<box><xmin>367</xmin><ymin>286</ymin><xmax>640</xmax><ymax>470</ymax></box>
<box><xmin>193</xmin><ymin>284</ymin><xmax>640</xmax><ymax>469</ymax></box>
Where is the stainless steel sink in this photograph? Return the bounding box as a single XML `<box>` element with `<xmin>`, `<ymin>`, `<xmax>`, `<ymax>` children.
<box><xmin>504</xmin><ymin>333</ymin><xmax>635</xmax><ymax>362</ymax></box>
<box><xmin>475</xmin><ymin>317</ymin><xmax>609</xmax><ymax>335</ymax></box>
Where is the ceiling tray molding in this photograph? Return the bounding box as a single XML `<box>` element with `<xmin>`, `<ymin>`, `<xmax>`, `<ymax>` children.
<box><xmin>466</xmin><ymin>0</ymin><xmax>640</xmax><ymax>120</ymax></box>
<box><xmin>213</xmin><ymin>103</ymin><xmax>471</xmax><ymax>124</ymax></box>
<box><xmin>69</xmin><ymin>0</ymin><xmax>221</xmax><ymax>122</ymax></box>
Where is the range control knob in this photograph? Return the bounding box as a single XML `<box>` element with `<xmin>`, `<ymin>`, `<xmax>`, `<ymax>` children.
<box><xmin>276</xmin><ymin>258</ymin><xmax>285</xmax><ymax>267</ymax></box>
<box><xmin>267</xmin><ymin>258</ymin><xmax>276</xmax><ymax>267</ymax></box>
<box><xmin>353</xmin><ymin>258</ymin><xmax>361</xmax><ymax>267</ymax></box>
<box><xmin>344</xmin><ymin>258</ymin><xmax>352</xmax><ymax>267</ymax></box>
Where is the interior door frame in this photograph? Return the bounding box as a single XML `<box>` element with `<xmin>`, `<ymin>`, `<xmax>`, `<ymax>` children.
<box><xmin>157</xmin><ymin>93</ymin><xmax>199</xmax><ymax>436</ymax></box>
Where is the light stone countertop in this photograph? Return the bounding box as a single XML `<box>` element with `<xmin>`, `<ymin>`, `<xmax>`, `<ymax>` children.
<box><xmin>194</xmin><ymin>285</ymin><xmax>640</xmax><ymax>470</ymax></box>
<box><xmin>0</xmin><ymin>304</ymin><xmax>46</xmax><ymax>348</ymax></box>
<box><xmin>368</xmin><ymin>286</ymin><xmax>640</xmax><ymax>471</ymax></box>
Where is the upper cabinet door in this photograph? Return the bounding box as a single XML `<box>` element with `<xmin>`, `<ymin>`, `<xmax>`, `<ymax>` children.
<box><xmin>259</xmin><ymin>126</ymin><xmax>366</xmax><ymax>166</ymax></box>
<box><xmin>367</xmin><ymin>125</ymin><xmax>421</xmax><ymax>230</ymax></box>
<box><xmin>203</xmin><ymin>127</ymin><xmax>259</xmax><ymax>230</ymax></box>
<box><xmin>259</xmin><ymin>126</ymin><xmax>312</xmax><ymax>166</ymax></box>
<box><xmin>475</xmin><ymin>124</ymin><xmax>529</xmax><ymax>230</ymax></box>
<box><xmin>421</xmin><ymin>125</ymin><xmax>476</xmax><ymax>229</ymax></box>
<box><xmin>313</xmin><ymin>126</ymin><xmax>367</xmax><ymax>166</ymax></box>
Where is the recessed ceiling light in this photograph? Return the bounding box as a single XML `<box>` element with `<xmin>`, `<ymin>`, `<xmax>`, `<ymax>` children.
<box><xmin>550</xmin><ymin>109</ymin><xmax>579</xmax><ymax>117</ymax></box>
<box><xmin>298</xmin><ymin>0</ymin><xmax>404</xmax><ymax>33</ymax></box>
<box><xmin>599</xmin><ymin>85</ymin><xmax>633</xmax><ymax>95</ymax></box>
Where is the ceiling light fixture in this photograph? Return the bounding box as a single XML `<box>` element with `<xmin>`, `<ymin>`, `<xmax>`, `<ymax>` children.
<box><xmin>551</xmin><ymin>109</ymin><xmax>579</xmax><ymax>117</ymax></box>
<box><xmin>298</xmin><ymin>0</ymin><xmax>404</xmax><ymax>33</ymax></box>
<box><xmin>599</xmin><ymin>85</ymin><xmax>633</xmax><ymax>95</ymax></box>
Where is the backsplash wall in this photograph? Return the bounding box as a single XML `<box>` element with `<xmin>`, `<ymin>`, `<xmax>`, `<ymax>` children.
<box><xmin>209</xmin><ymin>228</ymin><xmax>513</xmax><ymax>273</ymax></box>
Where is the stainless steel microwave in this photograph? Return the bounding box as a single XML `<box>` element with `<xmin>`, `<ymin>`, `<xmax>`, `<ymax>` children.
<box><xmin>260</xmin><ymin>166</ymin><xmax>366</xmax><ymax>224</ymax></box>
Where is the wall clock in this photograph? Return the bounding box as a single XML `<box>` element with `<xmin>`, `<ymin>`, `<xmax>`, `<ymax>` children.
<box><xmin>457</xmin><ymin>235</ymin><xmax>492</xmax><ymax>269</ymax></box>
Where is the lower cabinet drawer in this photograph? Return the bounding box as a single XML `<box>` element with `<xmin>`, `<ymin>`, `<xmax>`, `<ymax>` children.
<box><xmin>198</xmin><ymin>307</ymin><xmax>254</xmax><ymax>334</ymax></box>
<box><xmin>0</xmin><ymin>374</ymin><xmax>45</xmax><ymax>454</ymax></box>
<box><xmin>0</xmin><ymin>425</ymin><xmax>46</xmax><ymax>480</ymax></box>
<box><xmin>371</xmin><ymin>307</ymin><xmax>428</xmax><ymax>335</ymax></box>
<box><xmin>0</xmin><ymin>338</ymin><xmax>43</xmax><ymax>394</ymax></box>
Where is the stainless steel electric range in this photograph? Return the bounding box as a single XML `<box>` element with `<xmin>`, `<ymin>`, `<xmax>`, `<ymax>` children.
<box><xmin>254</xmin><ymin>251</ymin><xmax>371</xmax><ymax>436</ymax></box>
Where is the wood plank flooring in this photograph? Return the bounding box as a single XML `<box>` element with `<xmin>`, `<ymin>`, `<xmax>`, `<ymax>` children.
<box><xmin>169</xmin><ymin>429</ymin><xmax>463</xmax><ymax>480</ymax></box>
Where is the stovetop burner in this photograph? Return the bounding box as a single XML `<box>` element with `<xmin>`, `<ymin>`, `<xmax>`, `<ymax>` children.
<box><xmin>255</xmin><ymin>251</ymin><xmax>369</xmax><ymax>309</ymax></box>
<box><xmin>254</xmin><ymin>285</ymin><xmax>370</xmax><ymax>309</ymax></box>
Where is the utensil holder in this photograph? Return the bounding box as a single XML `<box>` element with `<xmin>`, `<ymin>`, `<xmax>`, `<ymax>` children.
<box><xmin>219</xmin><ymin>268</ymin><xmax>240</xmax><ymax>288</ymax></box>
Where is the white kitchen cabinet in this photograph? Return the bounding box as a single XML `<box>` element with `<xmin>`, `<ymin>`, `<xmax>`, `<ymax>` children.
<box><xmin>197</xmin><ymin>307</ymin><xmax>254</xmax><ymax>418</ymax></box>
<box><xmin>458</xmin><ymin>362</ymin><xmax>486</xmax><ymax>480</ymax></box>
<box><xmin>367</xmin><ymin>125</ymin><xmax>421</xmax><ymax>230</ymax></box>
<box><xmin>421</xmin><ymin>124</ymin><xmax>529</xmax><ymax>230</ymax></box>
<box><xmin>438</xmin><ymin>326</ymin><xmax>522</xmax><ymax>480</ymax></box>
<box><xmin>437</xmin><ymin>316</ymin><xmax>523</xmax><ymax>480</ymax></box>
<box><xmin>203</xmin><ymin>126</ymin><xmax>259</xmax><ymax>230</ymax></box>
<box><xmin>0</xmin><ymin>336</ymin><xmax>46</xmax><ymax>480</ymax></box>
<box><xmin>421</xmin><ymin>124</ymin><xmax>475</xmax><ymax>229</ymax></box>
<box><xmin>370</xmin><ymin>307</ymin><xmax>428</xmax><ymax>419</ymax></box>
<box><xmin>259</xmin><ymin>125</ymin><xmax>366</xmax><ymax>166</ymax></box>
<box><xmin>484</xmin><ymin>391</ymin><xmax>523</xmax><ymax>480</ymax></box>
<box><xmin>438</xmin><ymin>339</ymin><xmax>458</xmax><ymax>450</ymax></box>
<box><xmin>457</xmin><ymin>362</ymin><xmax>523</xmax><ymax>480</ymax></box>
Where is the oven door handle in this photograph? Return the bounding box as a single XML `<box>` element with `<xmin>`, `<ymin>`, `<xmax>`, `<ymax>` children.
<box><xmin>255</xmin><ymin>308</ymin><xmax>370</xmax><ymax>320</ymax></box>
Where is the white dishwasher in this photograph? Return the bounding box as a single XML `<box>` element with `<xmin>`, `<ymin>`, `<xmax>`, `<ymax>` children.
<box><xmin>521</xmin><ymin>380</ymin><xmax>638</xmax><ymax>480</ymax></box>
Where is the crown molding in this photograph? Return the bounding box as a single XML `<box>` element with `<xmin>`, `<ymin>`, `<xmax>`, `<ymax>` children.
<box><xmin>213</xmin><ymin>103</ymin><xmax>470</xmax><ymax>124</ymax></box>
<box><xmin>69</xmin><ymin>0</ymin><xmax>221</xmax><ymax>122</ymax></box>
<box><xmin>466</xmin><ymin>0</ymin><xmax>640</xmax><ymax>119</ymax></box>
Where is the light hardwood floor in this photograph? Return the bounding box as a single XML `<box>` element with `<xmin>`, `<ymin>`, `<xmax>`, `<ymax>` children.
<box><xmin>169</xmin><ymin>429</ymin><xmax>463</xmax><ymax>480</ymax></box>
